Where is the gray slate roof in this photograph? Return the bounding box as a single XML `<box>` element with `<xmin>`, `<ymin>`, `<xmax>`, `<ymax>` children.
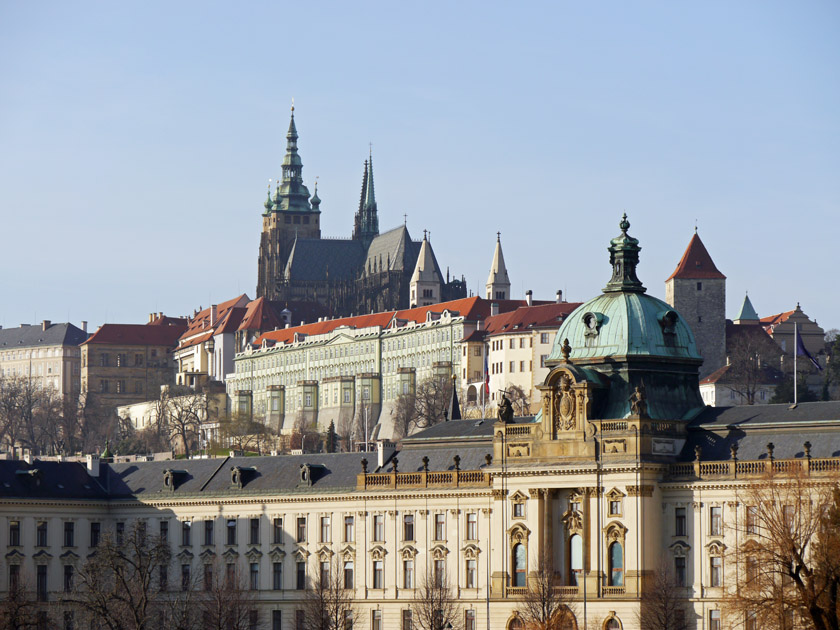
<box><xmin>0</xmin><ymin>460</ymin><xmax>106</xmax><ymax>500</ymax></box>
<box><xmin>0</xmin><ymin>323</ymin><xmax>88</xmax><ymax>349</ymax></box>
<box><xmin>691</xmin><ymin>401</ymin><xmax>840</xmax><ymax>428</ymax></box>
<box><xmin>284</xmin><ymin>239</ymin><xmax>365</xmax><ymax>282</ymax></box>
<box><xmin>402</xmin><ymin>416</ymin><xmax>536</xmax><ymax>444</ymax></box>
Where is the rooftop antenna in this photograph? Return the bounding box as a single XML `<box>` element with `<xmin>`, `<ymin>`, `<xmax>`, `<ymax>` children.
<box><xmin>694</xmin><ymin>219</ymin><xmax>698</xmax><ymax>234</ymax></box>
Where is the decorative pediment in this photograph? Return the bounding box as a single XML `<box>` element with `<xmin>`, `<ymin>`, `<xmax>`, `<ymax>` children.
<box><xmin>430</xmin><ymin>544</ymin><xmax>449</xmax><ymax>560</ymax></box>
<box><xmin>268</xmin><ymin>547</ymin><xmax>286</xmax><ymax>562</ymax></box>
<box><xmin>340</xmin><ymin>545</ymin><xmax>355</xmax><ymax>560</ymax></box>
<box><xmin>199</xmin><ymin>548</ymin><xmax>217</xmax><ymax>561</ymax></box>
<box><xmin>293</xmin><ymin>548</ymin><xmax>311</xmax><ymax>562</ymax></box>
<box><xmin>245</xmin><ymin>547</ymin><xmax>263</xmax><ymax>561</ymax></box>
<box><xmin>369</xmin><ymin>545</ymin><xmax>387</xmax><ymax>560</ymax></box>
<box><xmin>707</xmin><ymin>541</ymin><xmax>727</xmax><ymax>556</ymax></box>
<box><xmin>462</xmin><ymin>543</ymin><xmax>480</xmax><ymax>559</ymax></box>
<box><xmin>605</xmin><ymin>488</ymin><xmax>626</xmax><ymax>500</ymax></box>
<box><xmin>60</xmin><ymin>550</ymin><xmax>79</xmax><ymax>564</ymax></box>
<box><xmin>316</xmin><ymin>546</ymin><xmax>334</xmax><ymax>561</ymax></box>
<box><xmin>5</xmin><ymin>549</ymin><xmax>25</xmax><ymax>561</ymax></box>
<box><xmin>507</xmin><ymin>523</ymin><xmax>530</xmax><ymax>544</ymax></box>
<box><xmin>603</xmin><ymin>521</ymin><xmax>628</xmax><ymax>544</ymax></box>
<box><xmin>562</xmin><ymin>508</ymin><xmax>583</xmax><ymax>534</ymax></box>
<box><xmin>400</xmin><ymin>545</ymin><xmax>418</xmax><ymax>560</ymax></box>
<box><xmin>32</xmin><ymin>549</ymin><xmax>53</xmax><ymax>560</ymax></box>
<box><xmin>222</xmin><ymin>548</ymin><xmax>240</xmax><ymax>560</ymax></box>
<box><xmin>177</xmin><ymin>549</ymin><xmax>194</xmax><ymax>561</ymax></box>
<box><xmin>510</xmin><ymin>491</ymin><xmax>528</xmax><ymax>502</ymax></box>
<box><xmin>669</xmin><ymin>541</ymin><xmax>690</xmax><ymax>557</ymax></box>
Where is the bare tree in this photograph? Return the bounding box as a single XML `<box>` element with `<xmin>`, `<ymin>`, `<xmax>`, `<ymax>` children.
<box><xmin>411</xmin><ymin>564</ymin><xmax>462</xmax><ymax>630</ymax></box>
<box><xmin>392</xmin><ymin>390</ymin><xmax>418</xmax><ymax>440</ymax></box>
<box><xmin>220</xmin><ymin>411</ymin><xmax>273</xmax><ymax>454</ymax></box>
<box><xmin>291</xmin><ymin>411</ymin><xmax>320</xmax><ymax>453</ymax></box>
<box><xmin>194</xmin><ymin>561</ymin><xmax>258</xmax><ymax>630</ymax></box>
<box><xmin>514</xmin><ymin>552</ymin><xmax>576</xmax><ymax>630</ymax></box>
<box><xmin>152</xmin><ymin>386</ymin><xmax>206</xmax><ymax>458</ymax></box>
<box><xmin>67</xmin><ymin>521</ymin><xmax>171</xmax><ymax>630</ymax></box>
<box><xmin>637</xmin><ymin>559</ymin><xmax>686</xmax><ymax>630</ymax></box>
<box><xmin>302</xmin><ymin>556</ymin><xmax>358</xmax><ymax>630</ymax></box>
<box><xmin>413</xmin><ymin>375</ymin><xmax>453</xmax><ymax>431</ymax></box>
<box><xmin>0</xmin><ymin>569</ymin><xmax>46</xmax><ymax>630</ymax></box>
<box><xmin>727</xmin><ymin>471</ymin><xmax>840</xmax><ymax>630</ymax></box>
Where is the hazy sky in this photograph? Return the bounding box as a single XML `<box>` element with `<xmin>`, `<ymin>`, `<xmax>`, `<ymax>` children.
<box><xmin>1</xmin><ymin>1</ymin><xmax>838</xmax><ymax>332</ymax></box>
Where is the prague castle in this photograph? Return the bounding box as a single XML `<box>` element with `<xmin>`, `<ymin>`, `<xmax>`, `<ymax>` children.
<box><xmin>256</xmin><ymin>107</ymin><xmax>466</xmax><ymax>317</ymax></box>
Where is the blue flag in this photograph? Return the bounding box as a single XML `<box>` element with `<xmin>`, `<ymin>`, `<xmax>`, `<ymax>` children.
<box><xmin>796</xmin><ymin>327</ymin><xmax>822</xmax><ymax>371</ymax></box>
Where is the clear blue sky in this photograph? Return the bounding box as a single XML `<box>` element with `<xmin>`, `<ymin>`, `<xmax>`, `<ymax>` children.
<box><xmin>1</xmin><ymin>1</ymin><xmax>838</xmax><ymax>332</ymax></box>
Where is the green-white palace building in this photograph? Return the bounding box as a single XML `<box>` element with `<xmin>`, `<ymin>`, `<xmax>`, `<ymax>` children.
<box><xmin>2</xmin><ymin>217</ymin><xmax>839</xmax><ymax>630</ymax></box>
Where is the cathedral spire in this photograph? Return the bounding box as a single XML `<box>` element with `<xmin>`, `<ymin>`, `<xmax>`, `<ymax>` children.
<box><xmin>352</xmin><ymin>152</ymin><xmax>379</xmax><ymax>245</ymax></box>
<box><xmin>486</xmin><ymin>232</ymin><xmax>511</xmax><ymax>301</ymax></box>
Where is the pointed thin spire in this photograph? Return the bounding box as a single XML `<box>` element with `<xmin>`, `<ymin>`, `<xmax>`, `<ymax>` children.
<box><xmin>734</xmin><ymin>293</ymin><xmax>759</xmax><ymax>323</ymax></box>
<box><xmin>486</xmin><ymin>233</ymin><xmax>511</xmax><ymax>300</ymax></box>
<box><xmin>273</xmin><ymin>104</ymin><xmax>311</xmax><ymax>213</ymax></box>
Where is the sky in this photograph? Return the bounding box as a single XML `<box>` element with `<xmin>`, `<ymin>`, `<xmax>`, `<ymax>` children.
<box><xmin>1</xmin><ymin>1</ymin><xmax>838</xmax><ymax>333</ymax></box>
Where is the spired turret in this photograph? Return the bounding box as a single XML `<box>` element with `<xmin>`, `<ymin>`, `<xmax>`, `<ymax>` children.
<box><xmin>485</xmin><ymin>233</ymin><xmax>511</xmax><ymax>300</ymax></box>
<box><xmin>409</xmin><ymin>231</ymin><xmax>441</xmax><ymax>307</ymax></box>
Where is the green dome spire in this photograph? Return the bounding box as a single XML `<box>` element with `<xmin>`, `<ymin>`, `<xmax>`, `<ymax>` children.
<box><xmin>604</xmin><ymin>213</ymin><xmax>645</xmax><ymax>293</ymax></box>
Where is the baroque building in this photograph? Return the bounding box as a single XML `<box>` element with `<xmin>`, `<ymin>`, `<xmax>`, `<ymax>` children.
<box><xmin>4</xmin><ymin>216</ymin><xmax>839</xmax><ymax>630</ymax></box>
<box><xmin>256</xmin><ymin>107</ymin><xmax>466</xmax><ymax>316</ymax></box>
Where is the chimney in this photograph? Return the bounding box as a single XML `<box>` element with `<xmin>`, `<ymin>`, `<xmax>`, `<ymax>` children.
<box><xmin>41</xmin><ymin>320</ymin><xmax>51</xmax><ymax>331</ymax></box>
<box><xmin>377</xmin><ymin>440</ymin><xmax>396</xmax><ymax>469</ymax></box>
<box><xmin>525</xmin><ymin>290</ymin><xmax>533</xmax><ymax>306</ymax></box>
<box><xmin>149</xmin><ymin>313</ymin><xmax>154</xmax><ymax>323</ymax></box>
<box><xmin>86</xmin><ymin>453</ymin><xmax>100</xmax><ymax>477</ymax></box>
<box><xmin>490</xmin><ymin>302</ymin><xmax>499</xmax><ymax>316</ymax></box>
<box><xmin>81</xmin><ymin>321</ymin><xmax>88</xmax><ymax>333</ymax></box>
<box><xmin>210</xmin><ymin>304</ymin><xmax>218</xmax><ymax>327</ymax></box>
<box><xmin>556</xmin><ymin>290</ymin><xmax>563</xmax><ymax>304</ymax></box>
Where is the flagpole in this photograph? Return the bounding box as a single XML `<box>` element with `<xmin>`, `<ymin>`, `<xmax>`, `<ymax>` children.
<box><xmin>794</xmin><ymin>322</ymin><xmax>798</xmax><ymax>405</ymax></box>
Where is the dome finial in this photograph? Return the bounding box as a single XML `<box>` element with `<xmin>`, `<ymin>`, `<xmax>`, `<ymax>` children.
<box><xmin>291</xmin><ymin>97</ymin><xmax>294</xmax><ymax>113</ymax></box>
<box><xmin>619</xmin><ymin>212</ymin><xmax>630</xmax><ymax>233</ymax></box>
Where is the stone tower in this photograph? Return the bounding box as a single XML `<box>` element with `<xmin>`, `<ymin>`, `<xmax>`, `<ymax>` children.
<box><xmin>352</xmin><ymin>154</ymin><xmax>380</xmax><ymax>248</ymax></box>
<box><xmin>665</xmin><ymin>231</ymin><xmax>726</xmax><ymax>378</ymax></box>
<box><xmin>257</xmin><ymin>106</ymin><xmax>321</xmax><ymax>299</ymax></box>
<box><xmin>485</xmin><ymin>233</ymin><xmax>511</xmax><ymax>301</ymax></box>
<box><xmin>409</xmin><ymin>232</ymin><xmax>441</xmax><ymax>307</ymax></box>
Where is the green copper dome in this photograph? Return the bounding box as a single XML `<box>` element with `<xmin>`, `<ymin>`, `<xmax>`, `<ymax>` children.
<box><xmin>545</xmin><ymin>215</ymin><xmax>704</xmax><ymax>421</ymax></box>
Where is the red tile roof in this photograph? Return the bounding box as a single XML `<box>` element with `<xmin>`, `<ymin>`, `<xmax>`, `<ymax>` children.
<box><xmin>178</xmin><ymin>294</ymin><xmax>250</xmax><ymax>349</ymax></box>
<box><xmin>83</xmin><ymin>323</ymin><xmax>186</xmax><ymax>347</ymax></box>
<box><xmin>700</xmin><ymin>363</ymin><xmax>785</xmax><ymax>386</ymax></box>
<box><xmin>214</xmin><ymin>307</ymin><xmax>248</xmax><ymax>335</ymax></box>
<box><xmin>239</xmin><ymin>297</ymin><xmax>284</xmax><ymax>332</ymax></box>
<box><xmin>666</xmin><ymin>234</ymin><xmax>726</xmax><ymax>281</ymax></box>
<box><xmin>254</xmin><ymin>297</ymin><xmax>529</xmax><ymax>347</ymax></box>
<box><xmin>148</xmin><ymin>315</ymin><xmax>188</xmax><ymax>327</ymax></box>
<box><xmin>760</xmin><ymin>310</ymin><xmax>795</xmax><ymax>329</ymax></box>
<box><xmin>482</xmin><ymin>302</ymin><xmax>583</xmax><ymax>336</ymax></box>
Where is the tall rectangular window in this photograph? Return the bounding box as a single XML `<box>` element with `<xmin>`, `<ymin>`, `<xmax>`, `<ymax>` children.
<box><xmin>204</xmin><ymin>520</ymin><xmax>214</xmax><ymax>546</ymax></box>
<box><xmin>296</xmin><ymin>562</ymin><xmax>306</xmax><ymax>590</ymax></box>
<box><xmin>250</xmin><ymin>518</ymin><xmax>260</xmax><ymax>545</ymax></box>
<box><xmin>159</xmin><ymin>520</ymin><xmax>168</xmax><ymax>543</ymax></box>
<box><xmin>296</xmin><ymin>517</ymin><xmax>306</xmax><ymax>543</ymax></box>
<box><xmin>434</xmin><ymin>513</ymin><xmax>445</xmax><ymax>540</ymax></box>
<box><xmin>63</xmin><ymin>522</ymin><xmax>74</xmax><ymax>547</ymax></box>
<box><xmin>9</xmin><ymin>520</ymin><xmax>20</xmax><ymax>546</ymax></box>
<box><xmin>710</xmin><ymin>506</ymin><xmax>723</xmax><ymax>536</ymax></box>
<box><xmin>272</xmin><ymin>611</ymin><xmax>282</xmax><ymax>630</ymax></box>
<box><xmin>434</xmin><ymin>559</ymin><xmax>445</xmax><ymax>588</ymax></box>
<box><xmin>403</xmin><ymin>514</ymin><xmax>414</xmax><ymax>541</ymax></box>
<box><xmin>373</xmin><ymin>515</ymin><xmax>384</xmax><ymax>542</ymax></box>
<box><xmin>465</xmin><ymin>610</ymin><xmax>476</xmax><ymax>630</ymax></box>
<box><xmin>159</xmin><ymin>565</ymin><xmax>168</xmax><ymax>591</ymax></box>
<box><xmin>36</xmin><ymin>565</ymin><xmax>47</xmax><ymax>601</ymax></box>
<box><xmin>709</xmin><ymin>610</ymin><xmax>721</xmax><ymax>630</ymax></box>
<box><xmin>344</xmin><ymin>561</ymin><xmax>354</xmax><ymax>589</ymax></box>
<box><xmin>675</xmin><ymin>507</ymin><xmax>686</xmax><ymax>536</ymax></box>
<box><xmin>227</xmin><ymin>519</ymin><xmax>237</xmax><ymax>545</ymax></box>
<box><xmin>746</xmin><ymin>506</ymin><xmax>758</xmax><ymax>535</ymax></box>
<box><xmin>9</xmin><ymin>565</ymin><xmax>20</xmax><ymax>592</ymax></box>
<box><xmin>295</xmin><ymin>610</ymin><xmax>305</xmax><ymax>630</ymax></box>
<box><xmin>250</xmin><ymin>563</ymin><xmax>259</xmax><ymax>590</ymax></box>
<box><xmin>273</xmin><ymin>517</ymin><xmax>283</xmax><ymax>544</ymax></box>
<box><xmin>182</xmin><ymin>521</ymin><xmax>191</xmax><ymax>546</ymax></box>
<box><xmin>320</xmin><ymin>516</ymin><xmax>331</xmax><ymax>543</ymax></box>
<box><xmin>675</xmin><ymin>556</ymin><xmax>686</xmax><ymax>586</ymax></box>
<box><xmin>248</xmin><ymin>610</ymin><xmax>258</xmax><ymax>630</ymax></box>
<box><xmin>181</xmin><ymin>564</ymin><xmax>191</xmax><ymax>591</ymax></box>
<box><xmin>466</xmin><ymin>559</ymin><xmax>477</xmax><ymax>588</ymax></box>
<box><xmin>273</xmin><ymin>562</ymin><xmax>283</xmax><ymax>590</ymax></box>
<box><xmin>36</xmin><ymin>522</ymin><xmax>48</xmax><ymax>547</ymax></box>
<box><xmin>64</xmin><ymin>565</ymin><xmax>74</xmax><ymax>593</ymax></box>
<box><xmin>373</xmin><ymin>560</ymin><xmax>384</xmax><ymax>589</ymax></box>
<box><xmin>466</xmin><ymin>513</ymin><xmax>478</xmax><ymax>540</ymax></box>
<box><xmin>344</xmin><ymin>516</ymin><xmax>354</xmax><ymax>542</ymax></box>
<box><xmin>204</xmin><ymin>564</ymin><xmax>213</xmax><ymax>591</ymax></box>
<box><xmin>403</xmin><ymin>559</ymin><xmax>414</xmax><ymax>589</ymax></box>
<box><xmin>402</xmin><ymin>610</ymin><xmax>413</xmax><ymax>630</ymax></box>
<box><xmin>710</xmin><ymin>556</ymin><xmax>723</xmax><ymax>587</ymax></box>
<box><xmin>371</xmin><ymin>610</ymin><xmax>382</xmax><ymax>630</ymax></box>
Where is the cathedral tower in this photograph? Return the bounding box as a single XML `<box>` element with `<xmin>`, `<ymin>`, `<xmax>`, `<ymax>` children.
<box><xmin>257</xmin><ymin>106</ymin><xmax>321</xmax><ymax>299</ymax></box>
<box><xmin>409</xmin><ymin>232</ymin><xmax>441</xmax><ymax>307</ymax></box>
<box><xmin>665</xmin><ymin>231</ymin><xmax>726</xmax><ymax>378</ymax></box>
<box><xmin>485</xmin><ymin>233</ymin><xmax>511</xmax><ymax>300</ymax></box>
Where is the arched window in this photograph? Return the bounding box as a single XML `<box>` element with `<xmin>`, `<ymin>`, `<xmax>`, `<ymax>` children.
<box><xmin>509</xmin><ymin>618</ymin><xmax>524</xmax><ymax>630</ymax></box>
<box><xmin>513</xmin><ymin>543</ymin><xmax>527</xmax><ymax>587</ymax></box>
<box><xmin>609</xmin><ymin>542</ymin><xmax>623</xmax><ymax>586</ymax></box>
<box><xmin>569</xmin><ymin>534</ymin><xmax>582</xmax><ymax>586</ymax></box>
<box><xmin>605</xmin><ymin>619</ymin><xmax>621</xmax><ymax>630</ymax></box>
